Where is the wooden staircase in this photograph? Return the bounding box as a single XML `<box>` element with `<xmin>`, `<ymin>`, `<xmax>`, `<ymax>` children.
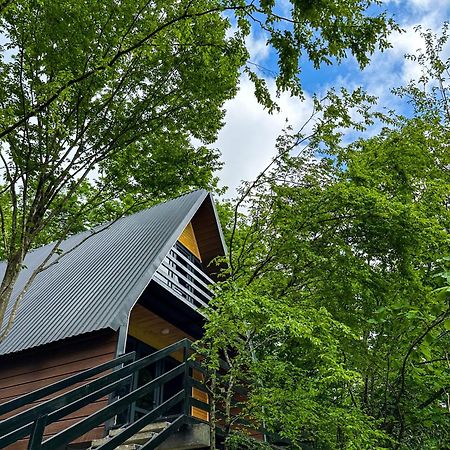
<box><xmin>88</xmin><ymin>419</ymin><xmax>210</xmax><ymax>450</ymax></box>
<box><xmin>0</xmin><ymin>340</ymin><xmax>210</xmax><ymax>450</ymax></box>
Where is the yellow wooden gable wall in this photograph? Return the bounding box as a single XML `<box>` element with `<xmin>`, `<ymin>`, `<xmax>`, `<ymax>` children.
<box><xmin>177</xmin><ymin>222</ymin><xmax>201</xmax><ymax>261</ymax></box>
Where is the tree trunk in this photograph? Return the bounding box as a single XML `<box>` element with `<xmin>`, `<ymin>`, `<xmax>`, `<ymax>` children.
<box><xmin>0</xmin><ymin>253</ymin><xmax>23</xmax><ymax>335</ymax></box>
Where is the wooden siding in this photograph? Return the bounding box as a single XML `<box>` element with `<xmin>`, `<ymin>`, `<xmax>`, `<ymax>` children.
<box><xmin>0</xmin><ymin>330</ymin><xmax>118</xmax><ymax>449</ymax></box>
<box><xmin>128</xmin><ymin>304</ymin><xmax>209</xmax><ymax>421</ymax></box>
<box><xmin>192</xmin><ymin>369</ymin><xmax>209</xmax><ymax>422</ymax></box>
<box><xmin>191</xmin><ymin>199</ymin><xmax>225</xmax><ymax>277</ymax></box>
<box><xmin>178</xmin><ymin>222</ymin><xmax>201</xmax><ymax>260</ymax></box>
<box><xmin>128</xmin><ymin>304</ymin><xmax>192</xmax><ymax>361</ymax></box>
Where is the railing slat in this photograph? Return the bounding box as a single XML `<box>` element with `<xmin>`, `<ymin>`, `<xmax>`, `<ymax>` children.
<box><xmin>48</xmin><ymin>376</ymin><xmax>131</xmax><ymax>423</ymax></box>
<box><xmin>0</xmin><ymin>422</ymin><xmax>33</xmax><ymax>449</ymax></box>
<box><xmin>139</xmin><ymin>414</ymin><xmax>186</xmax><ymax>450</ymax></box>
<box><xmin>0</xmin><ymin>369</ymin><xmax>131</xmax><ymax>439</ymax></box>
<box><xmin>153</xmin><ymin>273</ymin><xmax>209</xmax><ymax>310</ymax></box>
<box><xmin>153</xmin><ymin>271</ymin><xmax>210</xmax><ymax>309</ymax></box>
<box><xmin>95</xmin><ymin>391</ymin><xmax>185</xmax><ymax>450</ymax></box>
<box><xmin>189</xmin><ymin>378</ymin><xmax>208</xmax><ymax>393</ymax></box>
<box><xmin>0</xmin><ymin>339</ymin><xmax>191</xmax><ymax>441</ymax></box>
<box><xmin>170</xmin><ymin>247</ymin><xmax>214</xmax><ymax>285</ymax></box>
<box><xmin>189</xmin><ymin>397</ymin><xmax>210</xmax><ymax>413</ymax></box>
<box><xmin>27</xmin><ymin>415</ymin><xmax>47</xmax><ymax>450</ymax></box>
<box><xmin>164</xmin><ymin>252</ymin><xmax>213</xmax><ymax>292</ymax></box>
<box><xmin>188</xmin><ymin>360</ymin><xmax>206</xmax><ymax>373</ymax></box>
<box><xmin>160</xmin><ymin>258</ymin><xmax>212</xmax><ymax>298</ymax></box>
<box><xmin>0</xmin><ymin>377</ymin><xmax>130</xmax><ymax>449</ymax></box>
<box><xmin>0</xmin><ymin>338</ymin><xmax>203</xmax><ymax>450</ymax></box>
<box><xmin>157</xmin><ymin>265</ymin><xmax>212</xmax><ymax>302</ymax></box>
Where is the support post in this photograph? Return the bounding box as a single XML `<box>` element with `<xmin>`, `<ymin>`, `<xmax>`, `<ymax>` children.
<box><xmin>28</xmin><ymin>415</ymin><xmax>47</xmax><ymax>450</ymax></box>
<box><xmin>183</xmin><ymin>341</ymin><xmax>191</xmax><ymax>418</ymax></box>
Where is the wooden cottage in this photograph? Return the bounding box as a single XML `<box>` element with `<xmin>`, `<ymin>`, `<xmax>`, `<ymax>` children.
<box><xmin>0</xmin><ymin>190</ymin><xmax>225</xmax><ymax>449</ymax></box>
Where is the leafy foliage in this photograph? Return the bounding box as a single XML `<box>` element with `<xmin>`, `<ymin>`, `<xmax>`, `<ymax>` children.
<box><xmin>197</xmin><ymin>26</ymin><xmax>450</xmax><ymax>449</ymax></box>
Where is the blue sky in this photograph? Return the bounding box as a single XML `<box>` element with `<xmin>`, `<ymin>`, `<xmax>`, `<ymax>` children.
<box><xmin>215</xmin><ymin>0</ymin><xmax>450</xmax><ymax>196</ymax></box>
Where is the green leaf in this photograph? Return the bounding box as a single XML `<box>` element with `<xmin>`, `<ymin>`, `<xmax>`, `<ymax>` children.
<box><xmin>444</xmin><ymin>319</ymin><xmax>450</xmax><ymax>331</ymax></box>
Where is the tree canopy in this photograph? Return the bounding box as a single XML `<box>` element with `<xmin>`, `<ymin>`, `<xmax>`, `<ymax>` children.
<box><xmin>1</xmin><ymin>1</ymin><xmax>449</xmax><ymax>448</ymax></box>
<box><xmin>0</xmin><ymin>0</ymin><xmax>397</xmax><ymax>337</ymax></box>
<box><xmin>197</xmin><ymin>26</ymin><xmax>450</xmax><ymax>449</ymax></box>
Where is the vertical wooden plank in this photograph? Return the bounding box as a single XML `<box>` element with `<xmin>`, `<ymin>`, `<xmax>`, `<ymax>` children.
<box><xmin>191</xmin><ymin>369</ymin><xmax>209</xmax><ymax>421</ymax></box>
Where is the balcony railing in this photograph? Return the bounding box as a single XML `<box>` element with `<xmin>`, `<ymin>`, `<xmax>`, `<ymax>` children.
<box><xmin>153</xmin><ymin>243</ymin><xmax>214</xmax><ymax>309</ymax></box>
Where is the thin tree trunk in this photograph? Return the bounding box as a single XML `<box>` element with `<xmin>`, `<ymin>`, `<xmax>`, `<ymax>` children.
<box><xmin>209</xmin><ymin>373</ymin><xmax>217</xmax><ymax>450</ymax></box>
<box><xmin>0</xmin><ymin>254</ymin><xmax>23</xmax><ymax>330</ymax></box>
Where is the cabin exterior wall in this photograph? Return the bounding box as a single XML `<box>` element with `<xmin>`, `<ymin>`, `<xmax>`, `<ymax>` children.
<box><xmin>0</xmin><ymin>330</ymin><xmax>118</xmax><ymax>449</ymax></box>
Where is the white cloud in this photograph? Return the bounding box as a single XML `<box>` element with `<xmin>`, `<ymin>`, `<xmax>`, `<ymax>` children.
<box><xmin>335</xmin><ymin>10</ymin><xmax>450</xmax><ymax>116</ymax></box>
<box><xmin>383</xmin><ymin>0</ymin><xmax>449</xmax><ymax>15</ymax></box>
<box><xmin>215</xmin><ymin>2</ymin><xmax>450</xmax><ymax>197</ymax></box>
<box><xmin>408</xmin><ymin>0</ymin><xmax>447</xmax><ymax>11</ymax></box>
<box><xmin>215</xmin><ymin>77</ymin><xmax>314</xmax><ymax>197</ymax></box>
<box><xmin>245</xmin><ymin>31</ymin><xmax>271</xmax><ymax>65</ymax></box>
<box><xmin>362</xmin><ymin>26</ymin><xmax>425</xmax><ymax>90</ymax></box>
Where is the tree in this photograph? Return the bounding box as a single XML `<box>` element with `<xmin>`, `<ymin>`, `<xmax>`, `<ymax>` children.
<box><xmin>196</xmin><ymin>26</ymin><xmax>450</xmax><ymax>449</ymax></box>
<box><xmin>200</xmin><ymin>119</ymin><xmax>450</xmax><ymax>449</ymax></box>
<box><xmin>0</xmin><ymin>0</ymin><xmax>397</xmax><ymax>338</ymax></box>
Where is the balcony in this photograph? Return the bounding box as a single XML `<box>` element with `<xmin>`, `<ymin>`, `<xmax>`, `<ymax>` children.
<box><xmin>153</xmin><ymin>242</ymin><xmax>214</xmax><ymax>310</ymax></box>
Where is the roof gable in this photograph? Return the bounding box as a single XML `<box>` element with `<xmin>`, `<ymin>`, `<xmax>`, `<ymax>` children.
<box><xmin>0</xmin><ymin>190</ymin><xmax>223</xmax><ymax>356</ymax></box>
<box><xmin>191</xmin><ymin>194</ymin><xmax>227</xmax><ymax>276</ymax></box>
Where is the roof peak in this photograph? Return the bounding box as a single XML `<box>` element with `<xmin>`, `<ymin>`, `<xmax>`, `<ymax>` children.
<box><xmin>0</xmin><ymin>189</ymin><xmax>219</xmax><ymax>356</ymax></box>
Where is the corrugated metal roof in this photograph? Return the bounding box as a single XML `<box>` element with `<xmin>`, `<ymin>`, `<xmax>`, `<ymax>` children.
<box><xmin>0</xmin><ymin>189</ymin><xmax>212</xmax><ymax>356</ymax></box>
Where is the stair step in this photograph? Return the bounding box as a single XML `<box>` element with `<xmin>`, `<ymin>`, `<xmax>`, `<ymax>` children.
<box><xmin>114</xmin><ymin>446</ymin><xmax>140</xmax><ymax>450</ymax></box>
<box><xmin>140</xmin><ymin>421</ymin><xmax>171</xmax><ymax>434</ymax></box>
<box><xmin>91</xmin><ymin>432</ymin><xmax>155</xmax><ymax>447</ymax></box>
<box><xmin>91</xmin><ymin>444</ymin><xmax>140</xmax><ymax>450</ymax></box>
<box><xmin>91</xmin><ymin>421</ymin><xmax>211</xmax><ymax>450</ymax></box>
<box><xmin>91</xmin><ymin>421</ymin><xmax>170</xmax><ymax>448</ymax></box>
<box><xmin>109</xmin><ymin>421</ymin><xmax>170</xmax><ymax>437</ymax></box>
<box><xmin>125</xmin><ymin>431</ymin><xmax>157</xmax><ymax>445</ymax></box>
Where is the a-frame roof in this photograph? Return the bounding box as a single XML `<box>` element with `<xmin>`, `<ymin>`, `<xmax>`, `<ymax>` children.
<box><xmin>0</xmin><ymin>190</ymin><xmax>225</xmax><ymax>356</ymax></box>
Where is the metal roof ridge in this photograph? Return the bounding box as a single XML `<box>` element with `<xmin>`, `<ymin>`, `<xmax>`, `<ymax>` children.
<box><xmin>0</xmin><ymin>189</ymin><xmax>210</xmax><ymax>265</ymax></box>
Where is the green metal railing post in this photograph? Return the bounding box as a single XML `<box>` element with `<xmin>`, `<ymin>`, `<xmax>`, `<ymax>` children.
<box><xmin>183</xmin><ymin>340</ymin><xmax>191</xmax><ymax>417</ymax></box>
<box><xmin>27</xmin><ymin>415</ymin><xmax>47</xmax><ymax>450</ymax></box>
